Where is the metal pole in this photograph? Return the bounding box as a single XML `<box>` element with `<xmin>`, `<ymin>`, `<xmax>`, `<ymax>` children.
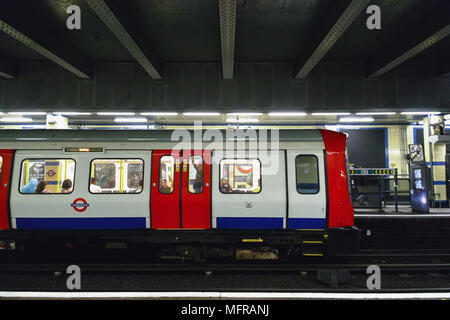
<box><xmin>378</xmin><ymin>177</ymin><xmax>382</xmax><ymax>212</ymax></box>
<box><xmin>394</xmin><ymin>168</ymin><xmax>398</xmax><ymax>212</ymax></box>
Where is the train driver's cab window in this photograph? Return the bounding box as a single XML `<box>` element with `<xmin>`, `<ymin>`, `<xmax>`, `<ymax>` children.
<box><xmin>296</xmin><ymin>155</ymin><xmax>319</xmax><ymax>194</ymax></box>
<box><xmin>19</xmin><ymin>159</ymin><xmax>75</xmax><ymax>194</ymax></box>
<box><xmin>188</xmin><ymin>156</ymin><xmax>203</xmax><ymax>194</ymax></box>
<box><xmin>90</xmin><ymin>159</ymin><xmax>143</xmax><ymax>194</ymax></box>
<box><xmin>159</xmin><ymin>156</ymin><xmax>175</xmax><ymax>194</ymax></box>
<box><xmin>219</xmin><ymin>159</ymin><xmax>261</xmax><ymax>194</ymax></box>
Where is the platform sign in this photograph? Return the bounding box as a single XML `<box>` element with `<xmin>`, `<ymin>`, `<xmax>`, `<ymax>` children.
<box><xmin>409</xmin><ymin>164</ymin><xmax>430</xmax><ymax>213</ymax></box>
<box><xmin>349</xmin><ymin>168</ymin><xmax>395</xmax><ymax>175</ymax></box>
<box><xmin>408</xmin><ymin>144</ymin><xmax>425</xmax><ymax>164</ymax></box>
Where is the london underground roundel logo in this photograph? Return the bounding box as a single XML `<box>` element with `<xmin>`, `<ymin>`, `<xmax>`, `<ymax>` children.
<box><xmin>46</xmin><ymin>169</ymin><xmax>56</xmax><ymax>177</ymax></box>
<box><xmin>71</xmin><ymin>198</ymin><xmax>89</xmax><ymax>212</ymax></box>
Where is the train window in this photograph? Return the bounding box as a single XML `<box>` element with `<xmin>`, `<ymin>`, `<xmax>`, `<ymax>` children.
<box><xmin>295</xmin><ymin>155</ymin><xmax>319</xmax><ymax>194</ymax></box>
<box><xmin>0</xmin><ymin>156</ymin><xmax>2</xmax><ymax>181</ymax></box>
<box><xmin>188</xmin><ymin>156</ymin><xmax>203</xmax><ymax>194</ymax></box>
<box><xmin>19</xmin><ymin>159</ymin><xmax>76</xmax><ymax>194</ymax></box>
<box><xmin>219</xmin><ymin>159</ymin><xmax>261</xmax><ymax>194</ymax></box>
<box><xmin>159</xmin><ymin>156</ymin><xmax>175</xmax><ymax>194</ymax></box>
<box><xmin>90</xmin><ymin>159</ymin><xmax>143</xmax><ymax>194</ymax></box>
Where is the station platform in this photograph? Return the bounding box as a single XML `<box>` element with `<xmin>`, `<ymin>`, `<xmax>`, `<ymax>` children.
<box><xmin>354</xmin><ymin>206</ymin><xmax>450</xmax><ymax>251</ymax></box>
<box><xmin>354</xmin><ymin>206</ymin><xmax>450</xmax><ymax>219</ymax></box>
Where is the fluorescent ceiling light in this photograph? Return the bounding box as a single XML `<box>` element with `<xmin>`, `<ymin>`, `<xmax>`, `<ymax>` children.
<box><xmin>183</xmin><ymin>112</ymin><xmax>221</xmax><ymax>116</ymax></box>
<box><xmin>97</xmin><ymin>112</ymin><xmax>135</xmax><ymax>116</ymax></box>
<box><xmin>53</xmin><ymin>112</ymin><xmax>92</xmax><ymax>115</ymax></box>
<box><xmin>0</xmin><ymin>112</ymin><xmax>4</xmax><ymax>115</ymax></box>
<box><xmin>8</xmin><ymin>112</ymin><xmax>46</xmax><ymax>115</ymax></box>
<box><xmin>0</xmin><ymin>117</ymin><xmax>33</xmax><ymax>122</ymax></box>
<box><xmin>356</xmin><ymin>112</ymin><xmax>397</xmax><ymax>115</ymax></box>
<box><xmin>312</xmin><ymin>112</ymin><xmax>351</xmax><ymax>116</ymax></box>
<box><xmin>226</xmin><ymin>118</ymin><xmax>259</xmax><ymax>123</ymax></box>
<box><xmin>227</xmin><ymin>112</ymin><xmax>263</xmax><ymax>116</ymax></box>
<box><xmin>401</xmin><ymin>111</ymin><xmax>441</xmax><ymax>115</ymax></box>
<box><xmin>339</xmin><ymin>117</ymin><xmax>375</xmax><ymax>122</ymax></box>
<box><xmin>140</xmin><ymin>112</ymin><xmax>178</xmax><ymax>116</ymax></box>
<box><xmin>114</xmin><ymin>117</ymin><xmax>147</xmax><ymax>123</ymax></box>
<box><xmin>268</xmin><ymin>112</ymin><xmax>307</xmax><ymax>116</ymax></box>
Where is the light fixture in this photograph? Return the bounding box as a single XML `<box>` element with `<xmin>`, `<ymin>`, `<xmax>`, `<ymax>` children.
<box><xmin>312</xmin><ymin>112</ymin><xmax>351</xmax><ymax>116</ymax></box>
<box><xmin>339</xmin><ymin>117</ymin><xmax>375</xmax><ymax>122</ymax></box>
<box><xmin>226</xmin><ymin>118</ymin><xmax>259</xmax><ymax>123</ymax></box>
<box><xmin>8</xmin><ymin>112</ymin><xmax>46</xmax><ymax>115</ymax></box>
<box><xmin>113</xmin><ymin>117</ymin><xmax>147</xmax><ymax>123</ymax></box>
<box><xmin>401</xmin><ymin>111</ymin><xmax>441</xmax><ymax>115</ymax></box>
<box><xmin>356</xmin><ymin>112</ymin><xmax>397</xmax><ymax>115</ymax></box>
<box><xmin>53</xmin><ymin>112</ymin><xmax>93</xmax><ymax>115</ymax></box>
<box><xmin>97</xmin><ymin>112</ymin><xmax>135</xmax><ymax>116</ymax></box>
<box><xmin>0</xmin><ymin>117</ymin><xmax>33</xmax><ymax>122</ymax></box>
<box><xmin>183</xmin><ymin>112</ymin><xmax>221</xmax><ymax>116</ymax></box>
<box><xmin>227</xmin><ymin>112</ymin><xmax>263</xmax><ymax>116</ymax></box>
<box><xmin>140</xmin><ymin>112</ymin><xmax>178</xmax><ymax>116</ymax></box>
<box><xmin>268</xmin><ymin>112</ymin><xmax>307</xmax><ymax>116</ymax></box>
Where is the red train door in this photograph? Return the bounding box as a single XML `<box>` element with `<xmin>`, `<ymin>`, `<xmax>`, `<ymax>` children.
<box><xmin>181</xmin><ymin>150</ymin><xmax>211</xmax><ymax>229</ymax></box>
<box><xmin>151</xmin><ymin>150</ymin><xmax>182</xmax><ymax>229</ymax></box>
<box><xmin>151</xmin><ymin>149</ymin><xmax>211</xmax><ymax>229</ymax></box>
<box><xmin>0</xmin><ymin>150</ymin><xmax>13</xmax><ymax>230</ymax></box>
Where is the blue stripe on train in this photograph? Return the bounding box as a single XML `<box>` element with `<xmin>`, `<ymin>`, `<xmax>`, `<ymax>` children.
<box><xmin>15</xmin><ymin>217</ymin><xmax>146</xmax><ymax>230</ymax></box>
<box><xmin>288</xmin><ymin>218</ymin><xmax>326</xmax><ymax>229</ymax></box>
<box><xmin>216</xmin><ymin>217</ymin><xmax>327</xmax><ymax>229</ymax></box>
<box><xmin>216</xmin><ymin>217</ymin><xmax>283</xmax><ymax>229</ymax></box>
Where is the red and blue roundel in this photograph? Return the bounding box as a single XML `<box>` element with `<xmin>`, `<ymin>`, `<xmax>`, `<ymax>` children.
<box><xmin>71</xmin><ymin>198</ymin><xmax>89</xmax><ymax>212</ymax></box>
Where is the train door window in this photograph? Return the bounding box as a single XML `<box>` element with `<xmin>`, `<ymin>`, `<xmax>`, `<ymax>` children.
<box><xmin>295</xmin><ymin>155</ymin><xmax>319</xmax><ymax>194</ymax></box>
<box><xmin>90</xmin><ymin>159</ymin><xmax>143</xmax><ymax>194</ymax></box>
<box><xmin>19</xmin><ymin>159</ymin><xmax>76</xmax><ymax>194</ymax></box>
<box><xmin>188</xmin><ymin>155</ymin><xmax>203</xmax><ymax>194</ymax></box>
<box><xmin>219</xmin><ymin>159</ymin><xmax>261</xmax><ymax>194</ymax></box>
<box><xmin>159</xmin><ymin>156</ymin><xmax>175</xmax><ymax>194</ymax></box>
<box><xmin>0</xmin><ymin>156</ymin><xmax>2</xmax><ymax>181</ymax></box>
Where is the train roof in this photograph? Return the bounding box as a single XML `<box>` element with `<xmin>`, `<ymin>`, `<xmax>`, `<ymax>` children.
<box><xmin>0</xmin><ymin>129</ymin><xmax>331</xmax><ymax>143</ymax></box>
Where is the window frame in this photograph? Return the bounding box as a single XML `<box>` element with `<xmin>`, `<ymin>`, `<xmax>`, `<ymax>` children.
<box><xmin>88</xmin><ymin>158</ymin><xmax>144</xmax><ymax>195</ymax></box>
<box><xmin>187</xmin><ymin>155</ymin><xmax>204</xmax><ymax>194</ymax></box>
<box><xmin>218</xmin><ymin>158</ymin><xmax>262</xmax><ymax>195</ymax></box>
<box><xmin>295</xmin><ymin>154</ymin><xmax>320</xmax><ymax>195</ymax></box>
<box><xmin>158</xmin><ymin>155</ymin><xmax>175</xmax><ymax>195</ymax></box>
<box><xmin>18</xmin><ymin>158</ymin><xmax>77</xmax><ymax>195</ymax></box>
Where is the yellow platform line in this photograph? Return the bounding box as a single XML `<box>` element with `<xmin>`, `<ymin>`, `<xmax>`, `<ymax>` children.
<box><xmin>242</xmin><ymin>239</ymin><xmax>263</xmax><ymax>243</ymax></box>
<box><xmin>302</xmin><ymin>253</ymin><xmax>324</xmax><ymax>257</ymax></box>
<box><xmin>302</xmin><ymin>241</ymin><xmax>323</xmax><ymax>244</ymax></box>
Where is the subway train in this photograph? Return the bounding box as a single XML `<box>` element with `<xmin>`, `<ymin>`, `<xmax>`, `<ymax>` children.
<box><xmin>0</xmin><ymin>128</ymin><xmax>360</xmax><ymax>261</ymax></box>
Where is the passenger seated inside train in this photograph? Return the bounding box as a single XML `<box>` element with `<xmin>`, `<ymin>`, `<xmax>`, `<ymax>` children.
<box><xmin>219</xmin><ymin>178</ymin><xmax>232</xmax><ymax>193</ymax></box>
<box><xmin>35</xmin><ymin>180</ymin><xmax>50</xmax><ymax>193</ymax></box>
<box><xmin>159</xmin><ymin>178</ymin><xmax>172</xmax><ymax>194</ymax></box>
<box><xmin>135</xmin><ymin>180</ymin><xmax>143</xmax><ymax>193</ymax></box>
<box><xmin>61</xmin><ymin>179</ymin><xmax>73</xmax><ymax>193</ymax></box>
<box><xmin>90</xmin><ymin>177</ymin><xmax>102</xmax><ymax>193</ymax></box>
<box><xmin>21</xmin><ymin>178</ymin><xmax>38</xmax><ymax>194</ymax></box>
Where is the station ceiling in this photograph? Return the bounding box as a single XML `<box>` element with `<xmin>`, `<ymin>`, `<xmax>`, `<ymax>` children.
<box><xmin>0</xmin><ymin>0</ymin><xmax>448</xmax><ymax>125</ymax></box>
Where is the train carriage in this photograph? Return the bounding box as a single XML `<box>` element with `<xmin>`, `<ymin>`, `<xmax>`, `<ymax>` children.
<box><xmin>0</xmin><ymin>129</ymin><xmax>360</xmax><ymax>260</ymax></box>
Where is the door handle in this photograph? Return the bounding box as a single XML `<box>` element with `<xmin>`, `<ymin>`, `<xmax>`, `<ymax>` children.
<box><xmin>246</xmin><ymin>201</ymin><xmax>253</xmax><ymax>208</ymax></box>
